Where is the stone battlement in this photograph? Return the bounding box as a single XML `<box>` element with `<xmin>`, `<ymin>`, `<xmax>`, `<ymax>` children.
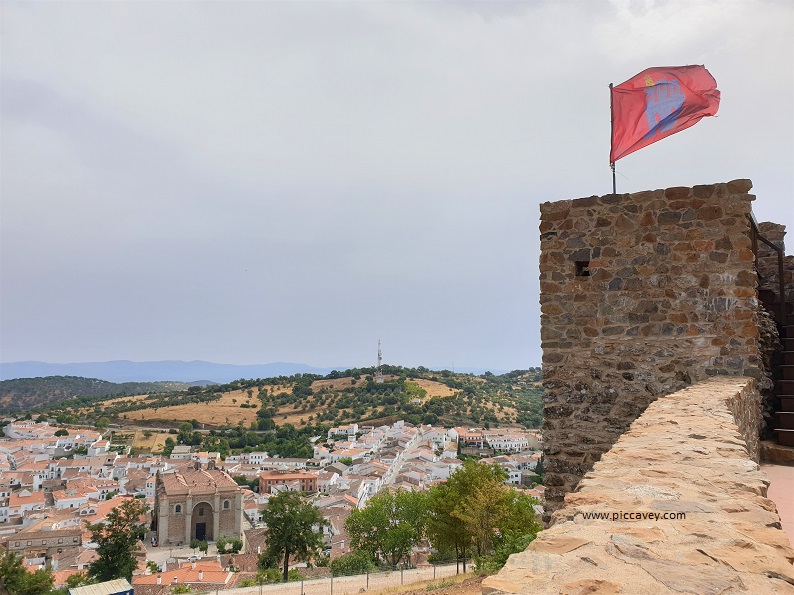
<box><xmin>483</xmin><ymin>377</ymin><xmax>794</xmax><ymax>594</ymax></box>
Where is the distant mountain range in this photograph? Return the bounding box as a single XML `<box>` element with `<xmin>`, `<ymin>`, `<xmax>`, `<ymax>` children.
<box><xmin>0</xmin><ymin>360</ymin><xmax>337</xmax><ymax>384</ymax></box>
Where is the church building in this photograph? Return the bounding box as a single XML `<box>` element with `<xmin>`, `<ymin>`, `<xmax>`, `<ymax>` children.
<box><xmin>154</xmin><ymin>461</ymin><xmax>244</xmax><ymax>546</ymax></box>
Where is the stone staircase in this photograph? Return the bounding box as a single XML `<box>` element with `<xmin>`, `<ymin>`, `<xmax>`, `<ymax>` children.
<box><xmin>751</xmin><ymin>213</ymin><xmax>794</xmax><ymax>451</ymax></box>
<box><xmin>777</xmin><ymin>306</ymin><xmax>794</xmax><ymax>446</ymax></box>
<box><xmin>756</xmin><ymin>240</ymin><xmax>794</xmax><ymax>448</ymax></box>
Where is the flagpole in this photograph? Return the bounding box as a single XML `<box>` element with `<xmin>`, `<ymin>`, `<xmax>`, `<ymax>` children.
<box><xmin>609</xmin><ymin>83</ymin><xmax>616</xmax><ymax>195</ymax></box>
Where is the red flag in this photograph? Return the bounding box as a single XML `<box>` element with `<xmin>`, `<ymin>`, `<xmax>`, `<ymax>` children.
<box><xmin>610</xmin><ymin>65</ymin><xmax>719</xmax><ymax>163</ymax></box>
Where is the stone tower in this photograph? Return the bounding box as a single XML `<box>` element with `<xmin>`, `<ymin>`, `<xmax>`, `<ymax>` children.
<box><xmin>538</xmin><ymin>180</ymin><xmax>769</xmax><ymax>522</ymax></box>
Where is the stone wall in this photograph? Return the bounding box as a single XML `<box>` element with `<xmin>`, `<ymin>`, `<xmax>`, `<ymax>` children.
<box><xmin>539</xmin><ymin>180</ymin><xmax>765</xmax><ymax>521</ymax></box>
<box><xmin>483</xmin><ymin>377</ymin><xmax>794</xmax><ymax>594</ymax></box>
<box><xmin>757</xmin><ymin>221</ymin><xmax>787</xmax><ymax>303</ymax></box>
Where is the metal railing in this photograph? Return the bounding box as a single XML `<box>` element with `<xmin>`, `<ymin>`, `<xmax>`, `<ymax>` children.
<box><xmin>214</xmin><ymin>561</ymin><xmax>471</xmax><ymax>595</ymax></box>
<box><xmin>748</xmin><ymin>213</ymin><xmax>786</xmax><ymax>323</ymax></box>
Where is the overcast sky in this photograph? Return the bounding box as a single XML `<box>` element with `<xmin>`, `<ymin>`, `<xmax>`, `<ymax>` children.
<box><xmin>1</xmin><ymin>0</ymin><xmax>792</xmax><ymax>372</ymax></box>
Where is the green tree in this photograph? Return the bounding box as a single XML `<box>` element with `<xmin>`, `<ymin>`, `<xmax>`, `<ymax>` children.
<box><xmin>426</xmin><ymin>461</ymin><xmax>506</xmax><ymax>571</ymax></box>
<box><xmin>345</xmin><ymin>489</ymin><xmax>427</xmax><ymax>567</ymax></box>
<box><xmin>456</xmin><ymin>481</ymin><xmax>540</xmax><ymax>557</ymax></box>
<box><xmin>54</xmin><ymin>429</ymin><xmax>69</xmax><ymax>437</ymax></box>
<box><xmin>65</xmin><ymin>573</ymin><xmax>95</xmax><ymax>589</ymax></box>
<box><xmin>95</xmin><ymin>417</ymin><xmax>110</xmax><ymax>431</ymax></box>
<box><xmin>228</xmin><ymin>538</ymin><xmax>243</xmax><ymax>554</ymax></box>
<box><xmin>87</xmin><ymin>498</ymin><xmax>149</xmax><ymax>581</ymax></box>
<box><xmin>0</xmin><ymin>551</ymin><xmax>55</xmax><ymax>595</ymax></box>
<box><xmin>201</xmin><ymin>435</ymin><xmax>230</xmax><ymax>459</ymax></box>
<box><xmin>177</xmin><ymin>422</ymin><xmax>194</xmax><ymax>443</ymax></box>
<box><xmin>259</xmin><ymin>491</ymin><xmax>329</xmax><ymax>582</ymax></box>
<box><xmin>216</xmin><ymin>536</ymin><xmax>229</xmax><ymax>553</ymax></box>
<box><xmin>426</xmin><ymin>461</ymin><xmax>541</xmax><ymax>574</ymax></box>
<box><xmin>533</xmin><ymin>455</ymin><xmax>544</xmax><ymax>484</ymax></box>
<box><xmin>456</xmin><ymin>479</ymin><xmax>509</xmax><ymax>556</ymax></box>
<box><xmin>162</xmin><ymin>437</ymin><xmax>176</xmax><ymax>456</ymax></box>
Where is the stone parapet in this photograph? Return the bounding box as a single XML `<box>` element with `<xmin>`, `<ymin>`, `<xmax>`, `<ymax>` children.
<box><xmin>483</xmin><ymin>377</ymin><xmax>794</xmax><ymax>594</ymax></box>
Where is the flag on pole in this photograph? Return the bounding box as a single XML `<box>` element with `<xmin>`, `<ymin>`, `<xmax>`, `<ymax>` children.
<box><xmin>610</xmin><ymin>65</ymin><xmax>720</xmax><ymax>163</ymax></box>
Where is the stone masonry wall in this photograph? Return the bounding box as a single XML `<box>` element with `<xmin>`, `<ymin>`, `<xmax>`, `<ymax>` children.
<box><xmin>757</xmin><ymin>222</ymin><xmax>787</xmax><ymax>302</ymax></box>
<box><xmin>757</xmin><ymin>222</ymin><xmax>794</xmax><ymax>305</ymax></box>
<box><xmin>539</xmin><ymin>180</ymin><xmax>764</xmax><ymax>522</ymax></box>
<box><xmin>483</xmin><ymin>377</ymin><xmax>794</xmax><ymax>595</ymax></box>
<box><xmin>746</xmin><ymin>221</ymin><xmax>785</xmax><ymax>438</ymax></box>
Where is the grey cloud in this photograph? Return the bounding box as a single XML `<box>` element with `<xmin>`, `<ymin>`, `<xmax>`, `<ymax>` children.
<box><xmin>1</xmin><ymin>1</ymin><xmax>791</xmax><ymax>371</ymax></box>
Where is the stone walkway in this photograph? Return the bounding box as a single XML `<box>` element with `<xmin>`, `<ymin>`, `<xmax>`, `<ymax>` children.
<box><xmin>482</xmin><ymin>378</ymin><xmax>794</xmax><ymax>594</ymax></box>
<box><xmin>763</xmin><ymin>463</ymin><xmax>794</xmax><ymax>547</ymax></box>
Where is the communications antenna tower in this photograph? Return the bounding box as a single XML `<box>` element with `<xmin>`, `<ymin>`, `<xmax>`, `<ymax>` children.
<box><xmin>375</xmin><ymin>339</ymin><xmax>384</xmax><ymax>384</ymax></box>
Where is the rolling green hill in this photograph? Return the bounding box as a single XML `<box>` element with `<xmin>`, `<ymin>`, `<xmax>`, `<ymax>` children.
<box><xmin>0</xmin><ymin>376</ymin><xmax>191</xmax><ymax>413</ymax></box>
<box><xmin>26</xmin><ymin>366</ymin><xmax>544</xmax><ymax>431</ymax></box>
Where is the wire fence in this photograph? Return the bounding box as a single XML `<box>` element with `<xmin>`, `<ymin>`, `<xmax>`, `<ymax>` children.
<box><xmin>218</xmin><ymin>561</ymin><xmax>472</xmax><ymax>595</ymax></box>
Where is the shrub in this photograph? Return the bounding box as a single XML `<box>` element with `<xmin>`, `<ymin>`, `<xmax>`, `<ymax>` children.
<box><xmin>255</xmin><ymin>568</ymin><xmax>281</xmax><ymax>584</ymax></box>
<box><xmin>228</xmin><ymin>538</ymin><xmax>243</xmax><ymax>554</ymax></box>
<box><xmin>330</xmin><ymin>550</ymin><xmax>377</xmax><ymax>577</ymax></box>
<box><xmin>474</xmin><ymin>533</ymin><xmax>537</xmax><ymax>576</ymax></box>
<box><xmin>287</xmin><ymin>569</ymin><xmax>304</xmax><ymax>582</ymax></box>
<box><xmin>215</xmin><ymin>536</ymin><xmax>228</xmax><ymax>553</ymax></box>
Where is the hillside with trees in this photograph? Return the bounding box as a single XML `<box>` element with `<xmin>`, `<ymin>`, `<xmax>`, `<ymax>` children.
<box><xmin>28</xmin><ymin>366</ymin><xmax>542</xmax><ymax>431</ymax></box>
<box><xmin>0</xmin><ymin>376</ymin><xmax>191</xmax><ymax>412</ymax></box>
<box><xmin>11</xmin><ymin>367</ymin><xmax>543</xmax><ymax>460</ymax></box>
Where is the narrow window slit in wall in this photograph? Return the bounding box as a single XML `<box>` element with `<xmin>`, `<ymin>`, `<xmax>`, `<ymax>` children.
<box><xmin>575</xmin><ymin>261</ymin><xmax>591</xmax><ymax>277</ymax></box>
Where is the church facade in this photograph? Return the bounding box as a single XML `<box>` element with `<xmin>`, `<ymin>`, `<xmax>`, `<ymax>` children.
<box><xmin>154</xmin><ymin>461</ymin><xmax>244</xmax><ymax>546</ymax></box>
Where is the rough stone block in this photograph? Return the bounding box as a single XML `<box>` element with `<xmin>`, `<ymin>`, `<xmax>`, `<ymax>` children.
<box><xmin>657</xmin><ymin>211</ymin><xmax>682</xmax><ymax>225</ymax></box>
<box><xmin>727</xmin><ymin>178</ymin><xmax>753</xmax><ymax>193</ymax></box>
<box><xmin>664</xmin><ymin>186</ymin><xmax>691</xmax><ymax>199</ymax></box>
<box><xmin>692</xmin><ymin>184</ymin><xmax>715</xmax><ymax>198</ymax></box>
<box><xmin>571</xmin><ymin>195</ymin><xmax>599</xmax><ymax>208</ymax></box>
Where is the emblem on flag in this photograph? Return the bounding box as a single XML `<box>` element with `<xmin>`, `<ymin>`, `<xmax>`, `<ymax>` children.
<box><xmin>610</xmin><ymin>65</ymin><xmax>720</xmax><ymax>164</ymax></box>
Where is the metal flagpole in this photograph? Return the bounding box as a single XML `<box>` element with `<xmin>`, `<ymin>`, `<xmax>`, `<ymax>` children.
<box><xmin>609</xmin><ymin>83</ymin><xmax>616</xmax><ymax>195</ymax></box>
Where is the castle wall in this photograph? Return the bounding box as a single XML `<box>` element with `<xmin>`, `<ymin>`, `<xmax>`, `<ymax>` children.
<box><xmin>539</xmin><ymin>180</ymin><xmax>764</xmax><ymax>521</ymax></box>
<box><xmin>483</xmin><ymin>378</ymin><xmax>794</xmax><ymax>594</ymax></box>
